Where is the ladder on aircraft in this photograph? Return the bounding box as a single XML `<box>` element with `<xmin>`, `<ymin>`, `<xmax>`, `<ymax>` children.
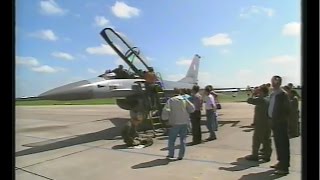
<box><xmin>146</xmin><ymin>86</ymin><xmax>168</xmax><ymax>137</ymax></box>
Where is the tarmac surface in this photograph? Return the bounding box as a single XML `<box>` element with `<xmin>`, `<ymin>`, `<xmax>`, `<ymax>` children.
<box><xmin>15</xmin><ymin>103</ymin><xmax>301</xmax><ymax>180</ymax></box>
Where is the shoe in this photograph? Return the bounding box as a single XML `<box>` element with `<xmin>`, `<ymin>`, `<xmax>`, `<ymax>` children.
<box><xmin>261</xmin><ymin>157</ymin><xmax>271</xmax><ymax>162</ymax></box>
<box><xmin>270</xmin><ymin>163</ymin><xmax>279</xmax><ymax>169</ymax></box>
<box><xmin>206</xmin><ymin>137</ymin><xmax>217</xmax><ymax>141</ymax></box>
<box><xmin>274</xmin><ymin>169</ymin><xmax>289</xmax><ymax>175</ymax></box>
<box><xmin>166</xmin><ymin>155</ymin><xmax>174</xmax><ymax>160</ymax></box>
<box><xmin>192</xmin><ymin>141</ymin><xmax>201</xmax><ymax>145</ymax></box>
<box><xmin>177</xmin><ymin>157</ymin><xmax>183</xmax><ymax>160</ymax></box>
<box><xmin>245</xmin><ymin>155</ymin><xmax>259</xmax><ymax>161</ymax></box>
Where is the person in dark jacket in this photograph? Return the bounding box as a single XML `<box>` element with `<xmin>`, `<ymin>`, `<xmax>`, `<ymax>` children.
<box><xmin>245</xmin><ymin>85</ymin><xmax>272</xmax><ymax>162</ymax></box>
<box><xmin>190</xmin><ymin>85</ymin><xmax>203</xmax><ymax>145</ymax></box>
<box><xmin>268</xmin><ymin>76</ymin><xmax>291</xmax><ymax>175</ymax></box>
<box><xmin>283</xmin><ymin>87</ymin><xmax>300</xmax><ymax>138</ymax></box>
<box><xmin>250</xmin><ymin>86</ymin><xmax>260</xmax><ymax>126</ymax></box>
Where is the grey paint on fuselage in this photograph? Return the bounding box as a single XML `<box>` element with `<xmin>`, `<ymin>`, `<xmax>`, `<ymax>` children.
<box><xmin>38</xmin><ymin>76</ymin><xmax>194</xmax><ymax>101</ymax></box>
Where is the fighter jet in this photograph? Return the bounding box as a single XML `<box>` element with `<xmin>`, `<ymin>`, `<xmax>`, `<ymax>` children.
<box><xmin>39</xmin><ymin>28</ymin><xmax>201</xmax><ymax>112</ymax></box>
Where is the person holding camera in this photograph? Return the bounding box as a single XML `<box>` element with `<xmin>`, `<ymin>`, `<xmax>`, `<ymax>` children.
<box><xmin>245</xmin><ymin>85</ymin><xmax>272</xmax><ymax>162</ymax></box>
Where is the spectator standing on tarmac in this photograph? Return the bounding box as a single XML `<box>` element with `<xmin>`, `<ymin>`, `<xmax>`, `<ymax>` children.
<box><xmin>190</xmin><ymin>85</ymin><xmax>203</xmax><ymax>145</ymax></box>
<box><xmin>283</xmin><ymin>86</ymin><xmax>300</xmax><ymax>138</ymax></box>
<box><xmin>268</xmin><ymin>76</ymin><xmax>291</xmax><ymax>175</ymax></box>
<box><xmin>206</xmin><ymin>85</ymin><xmax>219</xmax><ymax>130</ymax></box>
<box><xmin>161</xmin><ymin>89</ymin><xmax>195</xmax><ymax>160</ymax></box>
<box><xmin>181</xmin><ymin>88</ymin><xmax>193</xmax><ymax>134</ymax></box>
<box><xmin>204</xmin><ymin>86</ymin><xmax>217</xmax><ymax>141</ymax></box>
<box><xmin>245</xmin><ymin>85</ymin><xmax>272</xmax><ymax>162</ymax></box>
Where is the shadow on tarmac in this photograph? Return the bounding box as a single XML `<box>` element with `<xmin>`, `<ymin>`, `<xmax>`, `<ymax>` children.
<box><xmin>238</xmin><ymin>169</ymin><xmax>286</xmax><ymax>180</ymax></box>
<box><xmin>132</xmin><ymin>158</ymin><xmax>174</xmax><ymax>169</ymax></box>
<box><xmin>16</xmin><ymin>118</ymin><xmax>129</xmax><ymax>157</ymax></box>
<box><xmin>219</xmin><ymin>157</ymin><xmax>264</xmax><ymax>171</ymax></box>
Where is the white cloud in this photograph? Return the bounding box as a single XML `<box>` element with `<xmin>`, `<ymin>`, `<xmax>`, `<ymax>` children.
<box><xmin>86</xmin><ymin>44</ymin><xmax>117</xmax><ymax>56</ymax></box>
<box><xmin>115</xmin><ymin>30</ymin><xmax>126</xmax><ymax>37</ymax></box>
<box><xmin>39</xmin><ymin>0</ymin><xmax>67</xmax><ymax>16</ymax></box>
<box><xmin>52</xmin><ymin>52</ymin><xmax>74</xmax><ymax>60</ymax></box>
<box><xmin>94</xmin><ymin>16</ymin><xmax>110</xmax><ymax>27</ymax></box>
<box><xmin>189</xmin><ymin>54</ymin><xmax>300</xmax><ymax>88</ymax></box>
<box><xmin>16</xmin><ymin>56</ymin><xmax>40</xmax><ymax>67</ymax></box>
<box><xmin>76</xmin><ymin>54</ymin><xmax>87</xmax><ymax>59</ymax></box>
<box><xmin>266</xmin><ymin>55</ymin><xmax>297</xmax><ymax>64</ymax></box>
<box><xmin>240</xmin><ymin>6</ymin><xmax>275</xmax><ymax>18</ymax></box>
<box><xmin>282</xmin><ymin>22</ymin><xmax>301</xmax><ymax>37</ymax></box>
<box><xmin>111</xmin><ymin>1</ymin><xmax>140</xmax><ymax>19</ymax></box>
<box><xmin>146</xmin><ymin>56</ymin><xmax>154</xmax><ymax>61</ymax></box>
<box><xmin>31</xmin><ymin>65</ymin><xmax>63</xmax><ymax>73</ymax></box>
<box><xmin>30</xmin><ymin>29</ymin><xmax>58</xmax><ymax>41</ymax></box>
<box><xmin>202</xmin><ymin>33</ymin><xmax>232</xmax><ymax>46</ymax></box>
<box><xmin>220</xmin><ymin>49</ymin><xmax>230</xmax><ymax>54</ymax></box>
<box><xmin>87</xmin><ymin>68</ymin><xmax>98</xmax><ymax>74</ymax></box>
<box><xmin>114</xmin><ymin>58</ymin><xmax>125</xmax><ymax>66</ymax></box>
<box><xmin>16</xmin><ymin>56</ymin><xmax>66</xmax><ymax>74</ymax></box>
<box><xmin>176</xmin><ymin>59</ymin><xmax>192</xmax><ymax>66</ymax></box>
<box><xmin>63</xmin><ymin>37</ymin><xmax>72</xmax><ymax>42</ymax></box>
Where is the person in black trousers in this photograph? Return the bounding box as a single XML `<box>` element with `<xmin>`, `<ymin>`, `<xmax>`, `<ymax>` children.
<box><xmin>268</xmin><ymin>76</ymin><xmax>291</xmax><ymax>175</ymax></box>
<box><xmin>190</xmin><ymin>85</ymin><xmax>203</xmax><ymax>145</ymax></box>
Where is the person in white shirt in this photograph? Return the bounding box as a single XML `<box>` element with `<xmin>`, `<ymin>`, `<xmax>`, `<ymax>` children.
<box><xmin>204</xmin><ymin>86</ymin><xmax>217</xmax><ymax>141</ymax></box>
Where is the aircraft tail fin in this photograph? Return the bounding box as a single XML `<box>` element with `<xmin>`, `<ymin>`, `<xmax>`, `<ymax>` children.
<box><xmin>178</xmin><ymin>54</ymin><xmax>201</xmax><ymax>84</ymax></box>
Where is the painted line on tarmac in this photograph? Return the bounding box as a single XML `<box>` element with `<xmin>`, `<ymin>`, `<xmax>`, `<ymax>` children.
<box><xmin>16</xmin><ymin>167</ymin><xmax>54</xmax><ymax>180</ymax></box>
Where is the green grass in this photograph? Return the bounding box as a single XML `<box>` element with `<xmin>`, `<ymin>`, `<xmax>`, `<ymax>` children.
<box><xmin>15</xmin><ymin>92</ymin><xmax>247</xmax><ymax>106</ymax></box>
<box><xmin>15</xmin><ymin>91</ymin><xmax>301</xmax><ymax>106</ymax></box>
<box><xmin>15</xmin><ymin>98</ymin><xmax>116</xmax><ymax>106</ymax></box>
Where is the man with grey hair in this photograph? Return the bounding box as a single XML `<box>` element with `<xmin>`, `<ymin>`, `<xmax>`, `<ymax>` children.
<box><xmin>161</xmin><ymin>89</ymin><xmax>195</xmax><ymax>160</ymax></box>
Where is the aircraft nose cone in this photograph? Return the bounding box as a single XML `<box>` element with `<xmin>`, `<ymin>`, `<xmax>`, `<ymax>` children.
<box><xmin>39</xmin><ymin>80</ymin><xmax>94</xmax><ymax>100</ymax></box>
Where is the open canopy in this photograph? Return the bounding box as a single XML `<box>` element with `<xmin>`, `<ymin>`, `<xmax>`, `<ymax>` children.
<box><xmin>100</xmin><ymin>28</ymin><xmax>152</xmax><ymax>76</ymax></box>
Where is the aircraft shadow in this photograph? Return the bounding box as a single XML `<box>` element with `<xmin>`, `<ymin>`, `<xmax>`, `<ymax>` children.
<box><xmin>218</xmin><ymin>157</ymin><xmax>265</xmax><ymax>171</ymax></box>
<box><xmin>131</xmin><ymin>158</ymin><xmax>170</xmax><ymax>169</ymax></box>
<box><xmin>238</xmin><ymin>169</ymin><xmax>286</xmax><ymax>180</ymax></box>
<box><xmin>16</xmin><ymin>118</ymin><xmax>129</xmax><ymax>157</ymax></box>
